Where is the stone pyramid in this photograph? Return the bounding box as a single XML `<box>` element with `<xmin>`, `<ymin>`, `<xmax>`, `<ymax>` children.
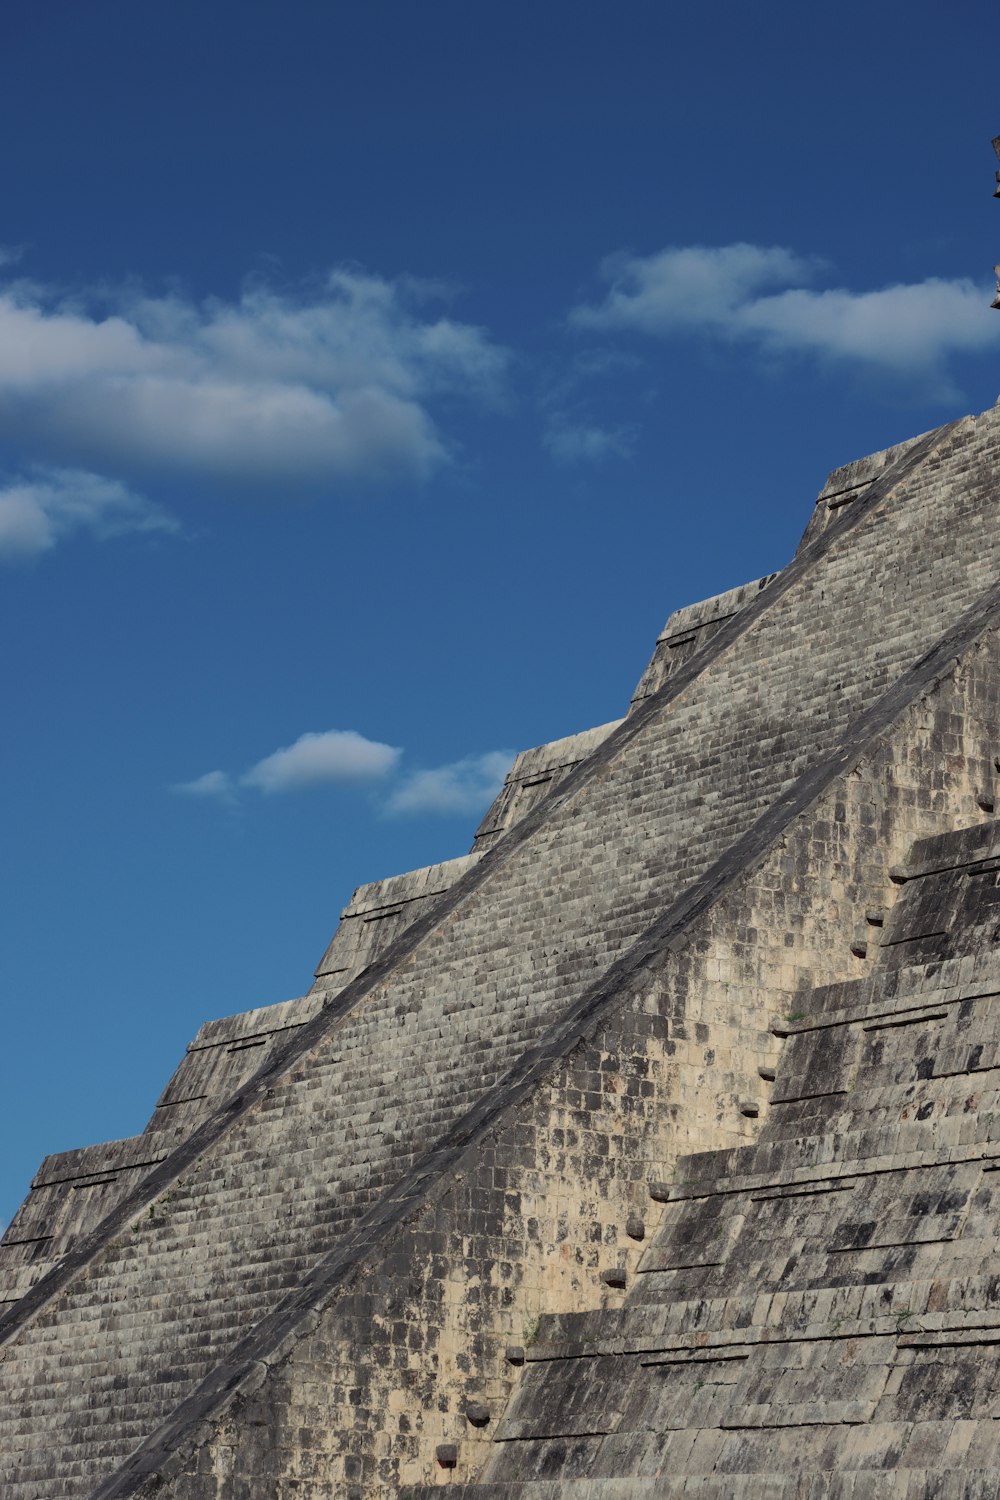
<box><xmin>3</xmin><ymin>401</ymin><xmax>1000</xmax><ymax>1498</ymax></box>
<box><xmin>442</xmin><ymin>820</ymin><xmax>1000</xmax><ymax>1499</ymax></box>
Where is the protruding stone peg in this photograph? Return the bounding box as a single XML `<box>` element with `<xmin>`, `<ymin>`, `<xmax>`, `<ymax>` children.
<box><xmin>625</xmin><ymin>1214</ymin><xmax>645</xmax><ymax>1241</ymax></box>
<box><xmin>505</xmin><ymin>1345</ymin><xmax>525</xmax><ymax>1365</ymax></box>
<box><xmin>601</xmin><ymin>1266</ymin><xmax>627</xmax><ymax>1288</ymax></box>
<box><xmin>466</xmin><ymin>1402</ymin><xmax>491</xmax><ymax>1427</ymax></box>
<box><xmin>738</xmin><ymin>1100</ymin><xmax>759</xmax><ymax>1118</ymax></box>
<box><xmin>649</xmin><ymin>1179</ymin><xmax>672</xmax><ymax>1202</ymax></box>
<box><xmin>977</xmin><ymin>792</ymin><xmax>996</xmax><ymax>812</ymax></box>
<box><xmin>436</xmin><ymin>1444</ymin><xmax>458</xmax><ymax>1467</ymax></box>
<box><xmin>850</xmin><ymin>939</ymin><xmax>868</xmax><ymax>959</ymax></box>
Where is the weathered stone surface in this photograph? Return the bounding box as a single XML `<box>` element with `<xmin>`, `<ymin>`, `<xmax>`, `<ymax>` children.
<box><xmin>471</xmin><ymin>721</ymin><xmax>622</xmax><ymax>852</ymax></box>
<box><xmin>309</xmin><ymin>854</ymin><xmax>483</xmax><ymax>991</ymax></box>
<box><xmin>629</xmin><ymin>576</ymin><xmax>779</xmax><ymax>708</ymax></box>
<box><xmin>3</xmin><ymin>402</ymin><xmax>1000</xmax><ymax>1497</ymax></box>
<box><xmin>795</xmin><ymin>433</ymin><xmax>934</xmax><ymax>553</ymax></box>
<box><xmin>445</xmin><ymin>824</ymin><xmax>1000</xmax><ymax>1496</ymax></box>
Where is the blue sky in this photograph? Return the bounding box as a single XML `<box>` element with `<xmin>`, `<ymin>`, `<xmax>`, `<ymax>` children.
<box><xmin>3</xmin><ymin>0</ymin><xmax>1000</xmax><ymax>1227</ymax></box>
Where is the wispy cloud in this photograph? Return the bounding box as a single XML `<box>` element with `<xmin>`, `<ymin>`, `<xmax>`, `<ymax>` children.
<box><xmin>241</xmin><ymin>729</ymin><xmax>401</xmax><ymax>793</ymax></box>
<box><xmin>172</xmin><ymin>770</ymin><xmax>238</xmax><ymax>804</ymax></box>
<box><xmin>386</xmin><ymin>750</ymin><xmax>512</xmax><ymax>816</ymax></box>
<box><xmin>535</xmin><ymin>344</ymin><xmax>643</xmax><ymax>468</ymax></box>
<box><xmin>0</xmin><ymin>266</ymin><xmax>508</xmax><ymax>490</ymax></box>
<box><xmin>172</xmin><ymin>738</ymin><xmax>512</xmax><ymax>820</ymax></box>
<box><xmin>543</xmin><ymin>417</ymin><xmax>635</xmax><ymax>465</ymax></box>
<box><xmin>0</xmin><ymin>466</ymin><xmax>177</xmax><ymax>562</ymax></box>
<box><xmin>571</xmin><ymin>243</ymin><xmax>1000</xmax><ymax>387</ymax></box>
<box><xmin>172</xmin><ymin>729</ymin><xmax>401</xmax><ymax>803</ymax></box>
<box><xmin>572</xmin><ymin>244</ymin><xmax>817</xmax><ymax>337</ymax></box>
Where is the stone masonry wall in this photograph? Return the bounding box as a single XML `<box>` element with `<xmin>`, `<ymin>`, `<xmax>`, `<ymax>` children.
<box><xmin>0</xmin><ymin>725</ymin><xmax>621</xmax><ymax>1309</ymax></box>
<box><xmin>470</xmin><ymin>724</ymin><xmax>621</xmax><ymax>854</ymax></box>
<box><xmin>4</xmin><ymin>408</ymin><xmax>1000</xmax><ymax>1498</ymax></box>
<box><xmin>0</xmin><ymin>1136</ymin><xmax>175</xmax><ymax>1310</ymax></box>
<box><xmin>628</xmin><ymin>576</ymin><xmax>779</xmax><ymax>709</ymax></box>
<box><xmin>310</xmin><ymin>858</ymin><xmax>484</xmax><ymax>995</ymax></box>
<box><xmin>148</xmin><ymin>626</ymin><xmax>1000</xmax><ymax>1498</ymax></box>
<box><xmin>0</xmin><ymin>994</ymin><xmax>331</xmax><ymax>1306</ymax></box>
<box><xmin>795</xmin><ymin>433</ymin><xmax>931</xmax><ymax>554</ymax></box>
<box><xmin>445</xmin><ymin>848</ymin><xmax>1000</xmax><ymax>1490</ymax></box>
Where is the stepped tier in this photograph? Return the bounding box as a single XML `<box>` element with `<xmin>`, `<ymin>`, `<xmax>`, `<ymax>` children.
<box><xmin>440</xmin><ymin>827</ymin><xmax>1000</xmax><ymax>1495</ymax></box>
<box><xmin>3</xmin><ymin>408</ymin><xmax>1000</xmax><ymax>1496</ymax></box>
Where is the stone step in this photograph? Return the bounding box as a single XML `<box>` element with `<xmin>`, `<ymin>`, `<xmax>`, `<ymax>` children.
<box><xmin>416</xmin><ymin>1467</ymin><xmax>1000</xmax><ymax>1499</ymax></box>
<box><xmin>526</xmin><ymin>1270</ymin><xmax>1000</xmax><ymax>1364</ymax></box>
<box><xmin>9</xmin><ymin>410</ymin><xmax>1000</xmax><ymax>1496</ymax></box>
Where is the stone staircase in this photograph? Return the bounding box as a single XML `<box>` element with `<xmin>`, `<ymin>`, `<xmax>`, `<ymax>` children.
<box><xmin>437</xmin><ymin>823</ymin><xmax>1000</xmax><ymax>1496</ymax></box>
<box><xmin>3</xmin><ymin>406</ymin><xmax>1000</xmax><ymax>1495</ymax></box>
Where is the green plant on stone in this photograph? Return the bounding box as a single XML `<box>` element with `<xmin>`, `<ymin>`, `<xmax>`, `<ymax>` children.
<box><xmin>523</xmin><ymin>1314</ymin><xmax>541</xmax><ymax>1348</ymax></box>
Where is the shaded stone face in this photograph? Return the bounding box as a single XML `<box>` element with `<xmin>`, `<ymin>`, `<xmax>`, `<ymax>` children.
<box><xmin>5</xmin><ymin>405</ymin><xmax>1000</xmax><ymax>1498</ymax></box>
<box><xmin>453</xmin><ymin>823</ymin><xmax>1000</xmax><ymax>1496</ymax></box>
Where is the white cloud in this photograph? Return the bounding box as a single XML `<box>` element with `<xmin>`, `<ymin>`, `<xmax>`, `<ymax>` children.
<box><xmin>543</xmin><ymin>418</ymin><xmax>635</xmax><ymax>464</ymax></box>
<box><xmin>738</xmin><ymin>279</ymin><xmax>997</xmax><ymax>368</ymax></box>
<box><xmin>386</xmin><ymin>750</ymin><xmax>512</xmax><ymax>816</ymax></box>
<box><xmin>572</xmin><ymin>243</ymin><xmax>817</xmax><ymax>337</ymax></box>
<box><xmin>571</xmin><ymin>243</ymin><xmax>1000</xmax><ymax>379</ymax></box>
<box><xmin>171</xmin><ymin>770</ymin><xmax>237</xmax><ymax>804</ymax></box>
<box><xmin>0</xmin><ymin>467</ymin><xmax>177</xmax><ymax>562</ymax></box>
<box><xmin>0</xmin><ymin>267</ymin><xmax>508</xmax><ymax>488</ymax></box>
<box><xmin>241</xmin><ymin>729</ymin><xmax>401</xmax><ymax>793</ymax></box>
<box><xmin>173</xmin><ymin>736</ymin><xmax>513</xmax><ymax>819</ymax></box>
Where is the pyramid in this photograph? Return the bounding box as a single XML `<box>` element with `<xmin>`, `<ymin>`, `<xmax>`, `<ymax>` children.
<box><xmin>3</xmin><ymin>401</ymin><xmax>1000</xmax><ymax>1497</ymax></box>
